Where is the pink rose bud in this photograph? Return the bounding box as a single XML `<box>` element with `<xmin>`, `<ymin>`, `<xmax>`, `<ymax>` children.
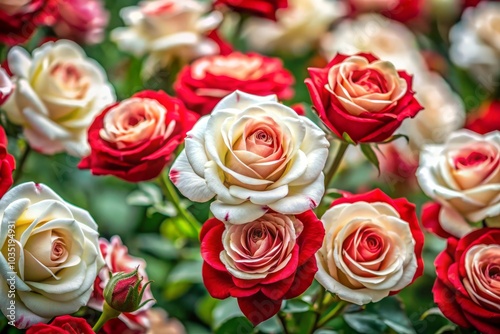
<box><xmin>103</xmin><ymin>267</ymin><xmax>154</xmax><ymax>313</ymax></box>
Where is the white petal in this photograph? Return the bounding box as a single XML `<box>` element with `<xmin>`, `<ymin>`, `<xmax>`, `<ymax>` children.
<box><xmin>268</xmin><ymin>173</ymin><xmax>325</xmax><ymax>213</ymax></box>
<box><xmin>210</xmin><ymin>200</ymin><xmax>267</xmax><ymax>224</ymax></box>
<box><xmin>7</xmin><ymin>47</ymin><xmax>32</xmax><ymax>78</ymax></box>
<box><xmin>212</xmin><ymin>90</ymin><xmax>278</xmax><ymax>114</ymax></box>
<box><xmin>229</xmin><ymin>184</ymin><xmax>289</xmax><ymax>205</ymax></box>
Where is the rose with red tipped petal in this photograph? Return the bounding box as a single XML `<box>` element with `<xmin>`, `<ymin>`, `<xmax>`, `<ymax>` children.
<box><xmin>421</xmin><ymin>202</ymin><xmax>474</xmax><ymax>239</ymax></box>
<box><xmin>214</xmin><ymin>0</ymin><xmax>288</xmax><ymax>20</ymax></box>
<box><xmin>305</xmin><ymin>53</ymin><xmax>422</xmax><ymax>143</ymax></box>
<box><xmin>174</xmin><ymin>52</ymin><xmax>294</xmax><ymax>116</ymax></box>
<box><xmin>466</xmin><ymin>101</ymin><xmax>500</xmax><ymax>135</ymax></box>
<box><xmin>79</xmin><ymin>90</ymin><xmax>198</xmax><ymax>182</ymax></box>
<box><xmin>26</xmin><ymin>315</ymin><xmax>94</xmax><ymax>334</ymax></box>
<box><xmin>434</xmin><ymin>228</ymin><xmax>500</xmax><ymax>334</ymax></box>
<box><xmin>201</xmin><ymin>210</ymin><xmax>324</xmax><ymax>325</ymax></box>
<box><xmin>0</xmin><ymin>126</ymin><xmax>15</xmax><ymax>198</ymax></box>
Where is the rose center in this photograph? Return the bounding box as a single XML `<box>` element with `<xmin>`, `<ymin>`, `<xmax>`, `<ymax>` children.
<box><xmin>51</xmin><ymin>239</ymin><xmax>67</xmax><ymax>261</ymax></box>
<box><xmin>51</xmin><ymin>63</ymin><xmax>89</xmax><ymax>98</ymax></box>
<box><xmin>351</xmin><ymin>69</ymin><xmax>387</xmax><ymax>94</ymax></box>
<box><xmin>487</xmin><ymin>264</ymin><xmax>500</xmax><ymax>280</ymax></box>
<box><xmin>455</xmin><ymin>151</ymin><xmax>489</xmax><ymax>169</ymax></box>
<box><xmin>253</xmin><ymin>130</ymin><xmax>272</xmax><ymax>145</ymax></box>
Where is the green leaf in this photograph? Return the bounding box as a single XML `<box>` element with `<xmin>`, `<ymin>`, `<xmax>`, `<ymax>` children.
<box><xmin>256</xmin><ymin>316</ymin><xmax>282</xmax><ymax>333</ymax></box>
<box><xmin>342</xmin><ymin>132</ymin><xmax>357</xmax><ymax>145</ymax></box>
<box><xmin>368</xmin><ymin>296</ymin><xmax>416</xmax><ymax>334</ymax></box>
<box><xmin>127</xmin><ymin>191</ymin><xmax>154</xmax><ymax>206</ymax></box>
<box><xmin>167</xmin><ymin>261</ymin><xmax>203</xmax><ymax>284</ymax></box>
<box><xmin>282</xmin><ymin>299</ymin><xmax>312</xmax><ymax>313</ymax></box>
<box><xmin>314</xmin><ymin>330</ymin><xmax>339</xmax><ymax>334</ymax></box>
<box><xmin>213</xmin><ymin>298</ymin><xmax>245</xmax><ymax>329</ymax></box>
<box><xmin>360</xmin><ymin>144</ymin><xmax>380</xmax><ymax>174</ymax></box>
<box><xmin>133</xmin><ymin>234</ymin><xmax>179</xmax><ymax>259</ymax></box>
<box><xmin>196</xmin><ymin>295</ymin><xmax>219</xmax><ymax>326</ymax></box>
<box><xmin>215</xmin><ymin>317</ymin><xmax>254</xmax><ymax>334</ymax></box>
<box><xmin>343</xmin><ymin>312</ymin><xmax>387</xmax><ymax>334</ymax></box>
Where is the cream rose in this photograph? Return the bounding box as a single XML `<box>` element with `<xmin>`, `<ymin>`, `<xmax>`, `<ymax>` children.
<box><xmin>170</xmin><ymin>90</ymin><xmax>329</xmax><ymax>224</ymax></box>
<box><xmin>417</xmin><ymin>130</ymin><xmax>500</xmax><ymax>227</ymax></box>
<box><xmin>315</xmin><ymin>190</ymin><xmax>423</xmax><ymax>305</ymax></box>
<box><xmin>0</xmin><ymin>182</ymin><xmax>104</xmax><ymax>328</ymax></box>
<box><xmin>244</xmin><ymin>0</ymin><xmax>345</xmax><ymax>56</ymax></box>
<box><xmin>111</xmin><ymin>0</ymin><xmax>222</xmax><ymax>77</ymax></box>
<box><xmin>3</xmin><ymin>40</ymin><xmax>115</xmax><ymax>157</ymax></box>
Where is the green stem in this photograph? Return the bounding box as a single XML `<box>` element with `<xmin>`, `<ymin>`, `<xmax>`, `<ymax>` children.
<box><xmin>278</xmin><ymin>312</ymin><xmax>290</xmax><ymax>334</ymax></box>
<box><xmin>316</xmin><ymin>300</ymin><xmax>348</xmax><ymax>329</ymax></box>
<box><xmin>324</xmin><ymin>141</ymin><xmax>349</xmax><ymax>189</ymax></box>
<box><xmin>92</xmin><ymin>302</ymin><xmax>121</xmax><ymax>333</ymax></box>
<box><xmin>14</xmin><ymin>144</ymin><xmax>31</xmax><ymax>183</ymax></box>
<box><xmin>159</xmin><ymin>173</ymin><xmax>200</xmax><ymax>238</ymax></box>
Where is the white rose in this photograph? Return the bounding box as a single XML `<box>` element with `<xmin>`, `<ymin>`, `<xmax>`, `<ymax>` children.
<box><xmin>3</xmin><ymin>40</ymin><xmax>115</xmax><ymax>157</ymax></box>
<box><xmin>244</xmin><ymin>0</ymin><xmax>345</xmax><ymax>56</ymax></box>
<box><xmin>449</xmin><ymin>2</ymin><xmax>500</xmax><ymax>91</ymax></box>
<box><xmin>111</xmin><ymin>0</ymin><xmax>222</xmax><ymax>77</ymax></box>
<box><xmin>417</xmin><ymin>130</ymin><xmax>500</xmax><ymax>226</ymax></box>
<box><xmin>0</xmin><ymin>182</ymin><xmax>104</xmax><ymax>328</ymax></box>
<box><xmin>169</xmin><ymin>90</ymin><xmax>329</xmax><ymax>224</ymax></box>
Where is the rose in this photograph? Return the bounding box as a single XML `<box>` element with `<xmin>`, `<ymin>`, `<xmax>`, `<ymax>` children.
<box><xmin>0</xmin><ymin>182</ymin><xmax>104</xmax><ymax>329</ymax></box>
<box><xmin>79</xmin><ymin>90</ymin><xmax>198</xmax><ymax>182</ymax></box>
<box><xmin>433</xmin><ymin>228</ymin><xmax>500</xmax><ymax>334</ymax></box>
<box><xmin>466</xmin><ymin>101</ymin><xmax>500</xmax><ymax>135</ymax></box>
<box><xmin>305</xmin><ymin>53</ymin><xmax>422</xmax><ymax>143</ymax></box>
<box><xmin>243</xmin><ymin>0</ymin><xmax>345</xmax><ymax>56</ymax></box>
<box><xmin>111</xmin><ymin>0</ymin><xmax>222</xmax><ymax>78</ymax></box>
<box><xmin>3</xmin><ymin>40</ymin><xmax>115</xmax><ymax>157</ymax></box>
<box><xmin>169</xmin><ymin>90</ymin><xmax>329</xmax><ymax>224</ymax></box>
<box><xmin>53</xmin><ymin>0</ymin><xmax>109</xmax><ymax>45</ymax></box>
<box><xmin>0</xmin><ymin>126</ymin><xmax>15</xmax><ymax>198</ymax></box>
<box><xmin>0</xmin><ymin>0</ymin><xmax>55</xmax><ymax>45</ymax></box>
<box><xmin>315</xmin><ymin>189</ymin><xmax>424</xmax><ymax>305</ymax></box>
<box><xmin>201</xmin><ymin>210</ymin><xmax>324</xmax><ymax>325</ymax></box>
<box><xmin>174</xmin><ymin>52</ymin><xmax>294</xmax><ymax>116</ymax></box>
<box><xmin>348</xmin><ymin>0</ymin><xmax>424</xmax><ymax>23</ymax></box>
<box><xmin>88</xmin><ymin>236</ymin><xmax>154</xmax><ymax>331</ymax></box>
<box><xmin>421</xmin><ymin>201</ymin><xmax>474</xmax><ymax>239</ymax></box>
<box><xmin>214</xmin><ymin>0</ymin><xmax>287</xmax><ymax>20</ymax></box>
<box><xmin>0</xmin><ymin>67</ymin><xmax>13</xmax><ymax>105</ymax></box>
<box><xmin>26</xmin><ymin>315</ymin><xmax>94</xmax><ymax>334</ymax></box>
<box><xmin>417</xmin><ymin>130</ymin><xmax>500</xmax><ymax>227</ymax></box>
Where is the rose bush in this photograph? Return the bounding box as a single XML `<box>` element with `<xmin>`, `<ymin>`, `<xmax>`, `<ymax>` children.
<box><xmin>433</xmin><ymin>228</ymin><xmax>500</xmax><ymax>334</ymax></box>
<box><xmin>3</xmin><ymin>40</ymin><xmax>115</xmax><ymax>157</ymax></box>
<box><xmin>26</xmin><ymin>315</ymin><xmax>94</xmax><ymax>334</ymax></box>
<box><xmin>174</xmin><ymin>52</ymin><xmax>294</xmax><ymax>116</ymax></box>
<box><xmin>0</xmin><ymin>182</ymin><xmax>104</xmax><ymax>328</ymax></box>
<box><xmin>201</xmin><ymin>210</ymin><xmax>324</xmax><ymax>325</ymax></box>
<box><xmin>79</xmin><ymin>90</ymin><xmax>198</xmax><ymax>182</ymax></box>
<box><xmin>315</xmin><ymin>189</ymin><xmax>424</xmax><ymax>305</ymax></box>
<box><xmin>170</xmin><ymin>90</ymin><xmax>329</xmax><ymax>224</ymax></box>
<box><xmin>305</xmin><ymin>53</ymin><xmax>422</xmax><ymax>143</ymax></box>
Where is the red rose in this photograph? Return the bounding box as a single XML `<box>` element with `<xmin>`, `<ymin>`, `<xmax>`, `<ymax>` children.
<box><xmin>79</xmin><ymin>90</ymin><xmax>198</xmax><ymax>182</ymax></box>
<box><xmin>214</xmin><ymin>0</ymin><xmax>288</xmax><ymax>20</ymax></box>
<box><xmin>0</xmin><ymin>126</ymin><xmax>15</xmax><ymax>197</ymax></box>
<box><xmin>347</xmin><ymin>0</ymin><xmax>424</xmax><ymax>23</ymax></box>
<box><xmin>99</xmin><ymin>318</ymin><xmax>144</xmax><ymax>334</ymax></box>
<box><xmin>434</xmin><ymin>228</ymin><xmax>500</xmax><ymax>334</ymax></box>
<box><xmin>201</xmin><ymin>210</ymin><xmax>324</xmax><ymax>325</ymax></box>
<box><xmin>465</xmin><ymin>101</ymin><xmax>500</xmax><ymax>134</ymax></box>
<box><xmin>26</xmin><ymin>315</ymin><xmax>93</xmax><ymax>334</ymax></box>
<box><xmin>174</xmin><ymin>52</ymin><xmax>294</xmax><ymax>116</ymax></box>
<box><xmin>0</xmin><ymin>0</ymin><xmax>55</xmax><ymax>45</ymax></box>
<box><xmin>305</xmin><ymin>53</ymin><xmax>422</xmax><ymax>143</ymax></box>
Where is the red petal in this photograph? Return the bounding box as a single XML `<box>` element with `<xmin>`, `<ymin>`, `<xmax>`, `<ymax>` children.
<box><xmin>237</xmin><ymin>292</ymin><xmax>282</xmax><ymax>326</ymax></box>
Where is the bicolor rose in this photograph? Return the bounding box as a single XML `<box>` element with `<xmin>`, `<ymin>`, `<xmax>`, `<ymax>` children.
<box><xmin>466</xmin><ymin>101</ymin><xmax>500</xmax><ymax>135</ymax></box>
<box><xmin>79</xmin><ymin>90</ymin><xmax>198</xmax><ymax>182</ymax></box>
<box><xmin>0</xmin><ymin>182</ymin><xmax>104</xmax><ymax>328</ymax></box>
<box><xmin>201</xmin><ymin>210</ymin><xmax>324</xmax><ymax>325</ymax></box>
<box><xmin>111</xmin><ymin>0</ymin><xmax>222</xmax><ymax>78</ymax></box>
<box><xmin>88</xmin><ymin>236</ymin><xmax>154</xmax><ymax>332</ymax></box>
<box><xmin>417</xmin><ymin>130</ymin><xmax>500</xmax><ymax>228</ymax></box>
<box><xmin>174</xmin><ymin>52</ymin><xmax>294</xmax><ymax>116</ymax></box>
<box><xmin>26</xmin><ymin>315</ymin><xmax>94</xmax><ymax>334</ymax></box>
<box><xmin>169</xmin><ymin>91</ymin><xmax>329</xmax><ymax>224</ymax></box>
<box><xmin>421</xmin><ymin>201</ymin><xmax>473</xmax><ymax>239</ymax></box>
<box><xmin>434</xmin><ymin>228</ymin><xmax>500</xmax><ymax>334</ymax></box>
<box><xmin>306</xmin><ymin>53</ymin><xmax>422</xmax><ymax>143</ymax></box>
<box><xmin>0</xmin><ymin>127</ymin><xmax>15</xmax><ymax>198</ymax></box>
<box><xmin>0</xmin><ymin>67</ymin><xmax>13</xmax><ymax>105</ymax></box>
<box><xmin>315</xmin><ymin>189</ymin><xmax>424</xmax><ymax>305</ymax></box>
<box><xmin>3</xmin><ymin>40</ymin><xmax>115</xmax><ymax>157</ymax></box>
<box><xmin>214</xmin><ymin>0</ymin><xmax>287</xmax><ymax>20</ymax></box>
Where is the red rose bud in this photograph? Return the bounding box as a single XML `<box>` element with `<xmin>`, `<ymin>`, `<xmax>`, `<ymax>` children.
<box><xmin>103</xmin><ymin>267</ymin><xmax>154</xmax><ymax>313</ymax></box>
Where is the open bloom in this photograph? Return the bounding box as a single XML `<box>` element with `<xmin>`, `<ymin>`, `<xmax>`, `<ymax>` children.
<box><xmin>201</xmin><ymin>211</ymin><xmax>324</xmax><ymax>325</ymax></box>
<box><xmin>434</xmin><ymin>228</ymin><xmax>500</xmax><ymax>334</ymax></box>
<box><xmin>306</xmin><ymin>53</ymin><xmax>422</xmax><ymax>143</ymax></box>
<box><xmin>169</xmin><ymin>91</ymin><xmax>329</xmax><ymax>224</ymax></box>
<box><xmin>315</xmin><ymin>189</ymin><xmax>424</xmax><ymax>305</ymax></box>
<box><xmin>0</xmin><ymin>182</ymin><xmax>104</xmax><ymax>328</ymax></box>
<box><xmin>417</xmin><ymin>130</ymin><xmax>500</xmax><ymax>231</ymax></box>
<box><xmin>174</xmin><ymin>52</ymin><xmax>294</xmax><ymax>116</ymax></box>
<box><xmin>3</xmin><ymin>40</ymin><xmax>115</xmax><ymax>157</ymax></box>
<box><xmin>26</xmin><ymin>315</ymin><xmax>94</xmax><ymax>334</ymax></box>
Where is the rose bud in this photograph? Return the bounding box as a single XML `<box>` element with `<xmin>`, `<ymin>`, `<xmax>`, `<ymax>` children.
<box><xmin>104</xmin><ymin>267</ymin><xmax>154</xmax><ymax>313</ymax></box>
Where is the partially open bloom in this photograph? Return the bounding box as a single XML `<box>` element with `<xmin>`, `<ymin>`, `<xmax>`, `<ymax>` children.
<box><xmin>305</xmin><ymin>53</ymin><xmax>422</xmax><ymax>143</ymax></box>
<box><xmin>111</xmin><ymin>0</ymin><xmax>222</xmax><ymax>77</ymax></box>
<box><xmin>79</xmin><ymin>90</ymin><xmax>198</xmax><ymax>182</ymax></box>
<box><xmin>434</xmin><ymin>228</ymin><xmax>500</xmax><ymax>334</ymax></box>
<box><xmin>174</xmin><ymin>52</ymin><xmax>294</xmax><ymax>116</ymax></box>
<box><xmin>316</xmin><ymin>189</ymin><xmax>424</xmax><ymax>305</ymax></box>
<box><xmin>214</xmin><ymin>0</ymin><xmax>287</xmax><ymax>20</ymax></box>
<box><xmin>0</xmin><ymin>182</ymin><xmax>104</xmax><ymax>328</ymax></box>
<box><xmin>170</xmin><ymin>91</ymin><xmax>329</xmax><ymax>224</ymax></box>
<box><xmin>201</xmin><ymin>211</ymin><xmax>324</xmax><ymax>325</ymax></box>
<box><xmin>26</xmin><ymin>315</ymin><xmax>94</xmax><ymax>334</ymax></box>
<box><xmin>417</xmin><ymin>130</ymin><xmax>500</xmax><ymax>229</ymax></box>
<box><xmin>3</xmin><ymin>40</ymin><xmax>115</xmax><ymax>157</ymax></box>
